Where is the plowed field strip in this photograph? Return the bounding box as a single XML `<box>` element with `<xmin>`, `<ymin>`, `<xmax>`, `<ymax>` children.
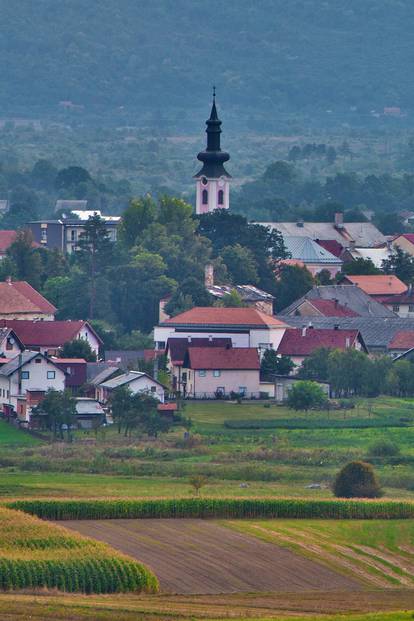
<box><xmin>61</xmin><ymin>518</ymin><xmax>361</xmax><ymax>594</ymax></box>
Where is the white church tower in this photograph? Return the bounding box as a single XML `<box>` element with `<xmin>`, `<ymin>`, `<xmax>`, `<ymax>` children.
<box><xmin>195</xmin><ymin>89</ymin><xmax>231</xmax><ymax>215</ymax></box>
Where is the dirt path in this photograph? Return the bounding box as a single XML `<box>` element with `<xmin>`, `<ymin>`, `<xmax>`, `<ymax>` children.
<box><xmin>61</xmin><ymin>518</ymin><xmax>361</xmax><ymax>595</ymax></box>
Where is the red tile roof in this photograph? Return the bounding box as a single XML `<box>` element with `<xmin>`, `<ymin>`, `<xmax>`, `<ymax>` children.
<box><xmin>0</xmin><ymin>231</ymin><xmax>41</xmax><ymax>254</ymax></box>
<box><xmin>0</xmin><ymin>281</ymin><xmax>56</xmax><ymax>316</ymax></box>
<box><xmin>167</xmin><ymin>337</ymin><xmax>232</xmax><ymax>365</ymax></box>
<box><xmin>157</xmin><ymin>403</ymin><xmax>178</xmax><ymax>411</ymax></box>
<box><xmin>397</xmin><ymin>234</ymin><xmax>414</xmax><ymax>244</ymax></box>
<box><xmin>315</xmin><ymin>239</ymin><xmax>344</xmax><ymax>258</ymax></box>
<box><xmin>380</xmin><ymin>293</ymin><xmax>414</xmax><ymax>304</ymax></box>
<box><xmin>277</xmin><ymin>328</ymin><xmax>360</xmax><ymax>356</ymax></box>
<box><xmin>186</xmin><ymin>347</ymin><xmax>260</xmax><ymax>370</ymax></box>
<box><xmin>308</xmin><ymin>299</ymin><xmax>359</xmax><ymax>317</ymax></box>
<box><xmin>340</xmin><ymin>275</ymin><xmax>407</xmax><ymax>295</ymax></box>
<box><xmin>164</xmin><ymin>307</ymin><xmax>286</xmax><ymax>327</ymax></box>
<box><xmin>0</xmin><ymin>320</ymin><xmax>98</xmax><ymax>347</ymax></box>
<box><xmin>388</xmin><ymin>331</ymin><xmax>414</xmax><ymax>350</ymax></box>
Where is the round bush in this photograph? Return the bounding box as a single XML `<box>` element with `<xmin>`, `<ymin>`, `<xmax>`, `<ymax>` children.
<box><xmin>368</xmin><ymin>439</ymin><xmax>400</xmax><ymax>458</ymax></box>
<box><xmin>333</xmin><ymin>461</ymin><xmax>382</xmax><ymax>498</ymax></box>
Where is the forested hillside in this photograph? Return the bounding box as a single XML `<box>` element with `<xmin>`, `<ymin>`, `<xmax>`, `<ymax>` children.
<box><xmin>2</xmin><ymin>1</ymin><xmax>414</xmax><ymax>124</ymax></box>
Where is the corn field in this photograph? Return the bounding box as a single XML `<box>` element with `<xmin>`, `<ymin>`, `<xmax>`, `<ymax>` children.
<box><xmin>0</xmin><ymin>507</ymin><xmax>158</xmax><ymax>593</ymax></box>
<box><xmin>7</xmin><ymin>497</ymin><xmax>414</xmax><ymax>520</ymax></box>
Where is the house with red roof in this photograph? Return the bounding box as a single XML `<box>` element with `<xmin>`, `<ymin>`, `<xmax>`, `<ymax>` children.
<box><xmin>166</xmin><ymin>337</ymin><xmax>232</xmax><ymax>392</ymax></box>
<box><xmin>182</xmin><ymin>346</ymin><xmax>260</xmax><ymax>399</ymax></box>
<box><xmin>393</xmin><ymin>233</ymin><xmax>414</xmax><ymax>257</ymax></box>
<box><xmin>154</xmin><ymin>307</ymin><xmax>289</xmax><ymax>355</ymax></box>
<box><xmin>339</xmin><ymin>274</ymin><xmax>407</xmax><ymax>301</ymax></box>
<box><xmin>380</xmin><ymin>287</ymin><xmax>414</xmax><ymax>317</ymax></box>
<box><xmin>387</xmin><ymin>331</ymin><xmax>414</xmax><ymax>356</ymax></box>
<box><xmin>0</xmin><ymin>279</ymin><xmax>56</xmax><ymax>320</ymax></box>
<box><xmin>277</xmin><ymin>326</ymin><xmax>367</xmax><ymax>370</ymax></box>
<box><xmin>0</xmin><ymin>320</ymin><xmax>102</xmax><ymax>357</ymax></box>
<box><xmin>290</xmin><ymin>298</ymin><xmax>359</xmax><ymax>318</ymax></box>
<box><xmin>0</xmin><ymin>231</ymin><xmax>41</xmax><ymax>260</ymax></box>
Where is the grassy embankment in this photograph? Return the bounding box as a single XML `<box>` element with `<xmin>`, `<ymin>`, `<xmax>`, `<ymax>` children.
<box><xmin>0</xmin><ymin>397</ymin><xmax>414</xmax><ymax>499</ymax></box>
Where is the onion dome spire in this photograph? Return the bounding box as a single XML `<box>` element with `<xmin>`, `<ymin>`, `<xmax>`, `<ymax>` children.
<box><xmin>195</xmin><ymin>87</ymin><xmax>231</xmax><ymax>178</ymax></box>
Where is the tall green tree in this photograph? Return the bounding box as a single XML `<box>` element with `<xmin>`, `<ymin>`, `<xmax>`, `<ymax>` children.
<box><xmin>75</xmin><ymin>214</ymin><xmax>113</xmax><ymax>318</ymax></box>
<box><xmin>274</xmin><ymin>265</ymin><xmax>314</xmax><ymax>312</ymax></box>
<box><xmin>382</xmin><ymin>247</ymin><xmax>414</xmax><ymax>284</ymax></box>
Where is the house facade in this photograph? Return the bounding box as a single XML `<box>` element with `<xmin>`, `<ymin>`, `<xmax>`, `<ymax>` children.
<box><xmin>154</xmin><ymin>307</ymin><xmax>289</xmax><ymax>354</ymax></box>
<box><xmin>276</xmin><ymin>326</ymin><xmax>366</xmax><ymax>370</ymax></box>
<box><xmin>182</xmin><ymin>347</ymin><xmax>260</xmax><ymax>398</ymax></box>
<box><xmin>0</xmin><ymin>320</ymin><xmax>102</xmax><ymax>357</ymax></box>
<box><xmin>97</xmin><ymin>371</ymin><xmax>166</xmax><ymax>403</ymax></box>
<box><xmin>29</xmin><ymin>212</ymin><xmax>120</xmax><ymax>255</ymax></box>
<box><xmin>0</xmin><ymin>352</ymin><xmax>65</xmax><ymax>423</ymax></box>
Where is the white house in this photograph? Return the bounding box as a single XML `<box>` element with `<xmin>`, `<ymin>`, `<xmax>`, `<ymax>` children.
<box><xmin>154</xmin><ymin>307</ymin><xmax>289</xmax><ymax>355</ymax></box>
<box><xmin>0</xmin><ymin>352</ymin><xmax>66</xmax><ymax>423</ymax></box>
<box><xmin>97</xmin><ymin>371</ymin><xmax>166</xmax><ymax>403</ymax></box>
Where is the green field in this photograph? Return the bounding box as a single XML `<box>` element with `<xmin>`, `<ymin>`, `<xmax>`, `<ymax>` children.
<box><xmin>0</xmin><ymin>398</ymin><xmax>414</xmax><ymax>500</ymax></box>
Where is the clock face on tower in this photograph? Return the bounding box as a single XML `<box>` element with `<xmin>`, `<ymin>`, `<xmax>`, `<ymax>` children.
<box><xmin>201</xmin><ymin>176</ymin><xmax>208</xmax><ymax>186</ymax></box>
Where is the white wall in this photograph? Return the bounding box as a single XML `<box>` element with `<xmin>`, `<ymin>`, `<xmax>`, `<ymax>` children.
<box><xmin>184</xmin><ymin>368</ymin><xmax>260</xmax><ymax>397</ymax></box>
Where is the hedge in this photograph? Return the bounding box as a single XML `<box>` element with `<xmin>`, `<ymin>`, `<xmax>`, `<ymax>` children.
<box><xmin>224</xmin><ymin>417</ymin><xmax>412</xmax><ymax>430</ymax></box>
<box><xmin>7</xmin><ymin>497</ymin><xmax>414</xmax><ymax>520</ymax></box>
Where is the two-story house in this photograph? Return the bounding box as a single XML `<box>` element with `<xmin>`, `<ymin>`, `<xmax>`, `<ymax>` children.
<box><xmin>0</xmin><ymin>352</ymin><xmax>65</xmax><ymax>423</ymax></box>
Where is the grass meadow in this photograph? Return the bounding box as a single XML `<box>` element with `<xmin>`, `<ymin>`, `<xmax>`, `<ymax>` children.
<box><xmin>0</xmin><ymin>397</ymin><xmax>413</xmax><ymax>499</ymax></box>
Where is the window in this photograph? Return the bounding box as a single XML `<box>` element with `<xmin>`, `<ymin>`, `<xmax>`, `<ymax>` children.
<box><xmin>157</xmin><ymin>341</ymin><xmax>165</xmax><ymax>350</ymax></box>
<box><xmin>218</xmin><ymin>189</ymin><xmax>224</xmax><ymax>205</ymax></box>
<box><xmin>150</xmin><ymin>386</ymin><xmax>156</xmax><ymax>393</ymax></box>
<box><xmin>21</xmin><ymin>371</ymin><xmax>29</xmax><ymax>380</ymax></box>
<box><xmin>213</xmin><ymin>370</ymin><xmax>221</xmax><ymax>377</ymax></box>
<box><xmin>6</xmin><ymin>339</ymin><xmax>12</xmax><ymax>351</ymax></box>
<box><xmin>47</xmin><ymin>371</ymin><xmax>56</xmax><ymax>379</ymax></box>
<box><xmin>41</xmin><ymin>229</ymin><xmax>47</xmax><ymax>242</ymax></box>
<box><xmin>239</xmin><ymin>386</ymin><xmax>247</xmax><ymax>396</ymax></box>
<box><xmin>35</xmin><ymin>358</ymin><xmax>42</xmax><ymax>364</ymax></box>
<box><xmin>393</xmin><ymin>304</ymin><xmax>400</xmax><ymax>313</ymax></box>
<box><xmin>182</xmin><ymin>372</ymin><xmax>187</xmax><ymax>382</ymax></box>
<box><xmin>198</xmin><ymin>370</ymin><xmax>206</xmax><ymax>377</ymax></box>
<box><xmin>202</xmin><ymin>189</ymin><xmax>208</xmax><ymax>205</ymax></box>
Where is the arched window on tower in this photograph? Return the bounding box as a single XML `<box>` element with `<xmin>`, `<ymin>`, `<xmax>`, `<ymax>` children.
<box><xmin>202</xmin><ymin>189</ymin><xmax>208</xmax><ymax>205</ymax></box>
<box><xmin>218</xmin><ymin>189</ymin><xmax>224</xmax><ymax>205</ymax></box>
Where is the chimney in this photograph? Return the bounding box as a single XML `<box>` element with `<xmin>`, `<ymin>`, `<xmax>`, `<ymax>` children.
<box><xmin>204</xmin><ymin>263</ymin><xmax>214</xmax><ymax>288</ymax></box>
<box><xmin>334</xmin><ymin>212</ymin><xmax>344</xmax><ymax>228</ymax></box>
<box><xmin>208</xmin><ymin>335</ymin><xmax>213</xmax><ymax>342</ymax></box>
<box><xmin>349</xmin><ymin>240</ymin><xmax>356</xmax><ymax>251</ymax></box>
<box><xmin>308</xmin><ymin>321</ymin><xmax>313</xmax><ymax>329</ymax></box>
<box><xmin>334</xmin><ymin>298</ymin><xmax>338</xmax><ymax>308</ymax></box>
<box><xmin>301</xmin><ymin>325</ymin><xmax>307</xmax><ymax>337</ymax></box>
<box><xmin>187</xmin><ymin>336</ymin><xmax>192</xmax><ymax>343</ymax></box>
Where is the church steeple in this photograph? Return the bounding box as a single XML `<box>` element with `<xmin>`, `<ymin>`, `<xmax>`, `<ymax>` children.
<box><xmin>195</xmin><ymin>89</ymin><xmax>231</xmax><ymax>215</ymax></box>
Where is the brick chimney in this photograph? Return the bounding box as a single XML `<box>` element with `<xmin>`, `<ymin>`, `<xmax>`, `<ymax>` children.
<box><xmin>204</xmin><ymin>263</ymin><xmax>214</xmax><ymax>287</ymax></box>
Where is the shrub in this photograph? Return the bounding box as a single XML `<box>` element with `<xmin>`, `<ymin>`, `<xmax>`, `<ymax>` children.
<box><xmin>368</xmin><ymin>439</ymin><xmax>401</xmax><ymax>458</ymax></box>
<box><xmin>286</xmin><ymin>381</ymin><xmax>328</xmax><ymax>411</ymax></box>
<box><xmin>333</xmin><ymin>461</ymin><xmax>383</xmax><ymax>499</ymax></box>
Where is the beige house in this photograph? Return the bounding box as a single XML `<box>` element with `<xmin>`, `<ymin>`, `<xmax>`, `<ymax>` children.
<box><xmin>182</xmin><ymin>346</ymin><xmax>260</xmax><ymax>399</ymax></box>
<box><xmin>393</xmin><ymin>234</ymin><xmax>414</xmax><ymax>257</ymax></box>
